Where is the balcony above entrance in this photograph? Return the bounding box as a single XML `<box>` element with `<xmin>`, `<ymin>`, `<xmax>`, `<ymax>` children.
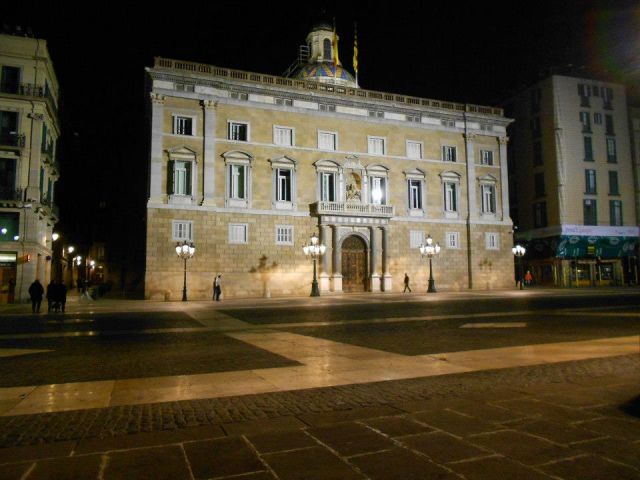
<box><xmin>312</xmin><ymin>201</ymin><xmax>394</xmax><ymax>218</ymax></box>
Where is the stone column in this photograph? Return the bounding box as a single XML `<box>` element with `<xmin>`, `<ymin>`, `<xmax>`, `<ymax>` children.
<box><xmin>381</xmin><ymin>226</ymin><xmax>393</xmax><ymax>292</ymax></box>
<box><xmin>319</xmin><ymin>224</ymin><xmax>330</xmax><ymax>292</ymax></box>
<box><xmin>25</xmin><ymin>112</ymin><xmax>44</xmax><ymax>202</ymax></box>
<box><xmin>498</xmin><ymin>136</ymin><xmax>510</xmax><ymax>221</ymax></box>
<box><xmin>331</xmin><ymin>225</ymin><xmax>342</xmax><ymax>292</ymax></box>
<box><xmin>369</xmin><ymin>226</ymin><xmax>380</xmax><ymax>292</ymax></box>
<box><xmin>148</xmin><ymin>93</ymin><xmax>165</xmax><ymax>203</ymax></box>
<box><xmin>202</xmin><ymin>100</ymin><xmax>217</xmax><ymax>206</ymax></box>
<box><xmin>464</xmin><ymin>132</ymin><xmax>477</xmax><ymax>289</ymax></box>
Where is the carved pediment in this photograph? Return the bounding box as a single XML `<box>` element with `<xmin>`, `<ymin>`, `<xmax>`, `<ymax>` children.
<box><xmin>167</xmin><ymin>146</ymin><xmax>197</xmax><ymax>161</ymax></box>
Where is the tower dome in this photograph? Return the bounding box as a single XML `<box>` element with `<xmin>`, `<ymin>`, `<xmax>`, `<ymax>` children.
<box><xmin>293</xmin><ymin>21</ymin><xmax>357</xmax><ymax>88</ymax></box>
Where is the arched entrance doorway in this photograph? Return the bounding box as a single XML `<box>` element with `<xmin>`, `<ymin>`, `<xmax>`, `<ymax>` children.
<box><xmin>341</xmin><ymin>235</ymin><xmax>368</xmax><ymax>292</ymax></box>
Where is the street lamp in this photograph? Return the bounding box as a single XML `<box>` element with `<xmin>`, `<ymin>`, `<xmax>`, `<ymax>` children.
<box><xmin>419</xmin><ymin>234</ymin><xmax>441</xmax><ymax>293</ymax></box>
<box><xmin>512</xmin><ymin>244</ymin><xmax>526</xmax><ymax>290</ymax></box>
<box><xmin>176</xmin><ymin>240</ymin><xmax>195</xmax><ymax>301</ymax></box>
<box><xmin>302</xmin><ymin>232</ymin><xmax>326</xmax><ymax>297</ymax></box>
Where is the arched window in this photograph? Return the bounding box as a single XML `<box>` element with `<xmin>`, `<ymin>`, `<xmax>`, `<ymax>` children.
<box><xmin>323</xmin><ymin>38</ymin><xmax>332</xmax><ymax>61</ymax></box>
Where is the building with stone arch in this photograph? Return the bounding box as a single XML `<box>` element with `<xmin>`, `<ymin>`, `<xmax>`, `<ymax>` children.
<box><xmin>144</xmin><ymin>21</ymin><xmax>515</xmax><ymax>299</ymax></box>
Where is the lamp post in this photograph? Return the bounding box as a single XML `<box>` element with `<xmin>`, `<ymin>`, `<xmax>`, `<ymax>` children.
<box><xmin>419</xmin><ymin>234</ymin><xmax>441</xmax><ymax>293</ymax></box>
<box><xmin>176</xmin><ymin>240</ymin><xmax>195</xmax><ymax>301</ymax></box>
<box><xmin>512</xmin><ymin>244</ymin><xmax>526</xmax><ymax>290</ymax></box>
<box><xmin>302</xmin><ymin>232</ymin><xmax>326</xmax><ymax>297</ymax></box>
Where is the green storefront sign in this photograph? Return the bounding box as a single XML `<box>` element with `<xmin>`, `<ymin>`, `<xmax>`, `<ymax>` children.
<box><xmin>526</xmin><ymin>235</ymin><xmax>638</xmax><ymax>259</ymax></box>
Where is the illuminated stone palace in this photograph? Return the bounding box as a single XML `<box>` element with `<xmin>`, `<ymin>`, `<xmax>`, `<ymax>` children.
<box><xmin>144</xmin><ymin>21</ymin><xmax>514</xmax><ymax>299</ymax></box>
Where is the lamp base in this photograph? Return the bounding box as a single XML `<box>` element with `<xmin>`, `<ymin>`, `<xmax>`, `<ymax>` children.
<box><xmin>427</xmin><ymin>279</ymin><xmax>437</xmax><ymax>293</ymax></box>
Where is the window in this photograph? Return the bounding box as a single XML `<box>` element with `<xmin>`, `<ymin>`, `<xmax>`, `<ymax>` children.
<box><xmin>229</xmin><ymin>224</ymin><xmax>248</xmax><ymax>244</ymax></box>
<box><xmin>368</xmin><ymin>110</ymin><xmax>384</xmax><ymax>118</ymax></box>
<box><xmin>481</xmin><ymin>184</ymin><xmax>496</xmax><ymax>214</ymax></box>
<box><xmin>408</xmin><ymin>179</ymin><xmax>423</xmax><ymax>210</ymax></box>
<box><xmin>0</xmin><ymin>110</ymin><xmax>18</xmax><ymax>145</ymax></box>
<box><xmin>609</xmin><ymin>171</ymin><xmax>619</xmax><ymax>195</ymax></box>
<box><xmin>406</xmin><ymin>114</ymin><xmax>421</xmax><ymax>123</ymax></box>
<box><xmin>229</xmin><ymin>164</ymin><xmax>247</xmax><ymax>199</ymax></box>
<box><xmin>369</xmin><ymin>176</ymin><xmax>387</xmax><ymax>205</ymax></box>
<box><xmin>583</xmin><ymin>199</ymin><xmax>597</xmax><ymax>225</ymax></box>
<box><xmin>442</xmin><ymin>145</ymin><xmax>456</xmax><ymax>162</ymax></box>
<box><xmin>273</xmin><ymin>126</ymin><xmax>294</xmax><ymax>146</ymax></box>
<box><xmin>275</xmin><ymin>168</ymin><xmax>292</xmax><ymax>202</ymax></box>
<box><xmin>602</xmin><ymin>87</ymin><xmax>613</xmax><ymax>109</ymax></box>
<box><xmin>368</xmin><ymin>136</ymin><xmax>386</xmax><ymax>155</ymax></box>
<box><xmin>480</xmin><ymin>150</ymin><xmax>494</xmax><ymax>165</ymax></box>
<box><xmin>319</xmin><ymin>103</ymin><xmax>336</xmax><ymax>112</ymax></box>
<box><xmin>606</xmin><ymin>138</ymin><xmax>617</xmax><ymax>163</ymax></box>
<box><xmin>533</xmin><ymin>202</ymin><xmax>547</xmax><ymax>228</ymax></box>
<box><xmin>173</xmin><ymin>116</ymin><xmax>194</xmax><ymax>136</ymax></box>
<box><xmin>0</xmin><ymin>157</ymin><xmax>16</xmax><ymax>198</ymax></box>
<box><xmin>585</xmin><ymin>169</ymin><xmax>597</xmax><ymax>194</ymax></box>
<box><xmin>275</xmin><ymin>97</ymin><xmax>293</xmax><ymax>106</ymax></box>
<box><xmin>409</xmin><ymin>230</ymin><xmax>424</xmax><ymax>248</ymax></box>
<box><xmin>171</xmin><ymin>161</ymin><xmax>192</xmax><ymax>195</ymax></box>
<box><xmin>323</xmin><ymin>38</ymin><xmax>332</xmax><ymax>61</ymax></box>
<box><xmin>318</xmin><ymin>131</ymin><xmax>337</xmax><ymax>151</ymax></box>
<box><xmin>275</xmin><ymin>225</ymin><xmax>294</xmax><ymax>245</ymax></box>
<box><xmin>175</xmin><ymin>83</ymin><xmax>195</xmax><ymax>92</ymax></box>
<box><xmin>533</xmin><ymin>141</ymin><xmax>543</xmax><ymax>165</ymax></box>
<box><xmin>485</xmin><ymin>233</ymin><xmax>499</xmax><ymax>250</ymax></box>
<box><xmin>580</xmin><ymin>111</ymin><xmax>591</xmax><ymax>133</ymax></box>
<box><xmin>320</xmin><ymin>171</ymin><xmax>336</xmax><ymax>201</ymax></box>
<box><xmin>230</xmin><ymin>92</ymin><xmax>248</xmax><ymax>101</ymax></box>
<box><xmin>594</xmin><ymin>112</ymin><xmax>602</xmax><ymax>125</ymax></box>
<box><xmin>172</xmin><ymin>220</ymin><xmax>193</xmax><ymax>241</ymax></box>
<box><xmin>605</xmin><ymin>115</ymin><xmax>614</xmax><ymax>135</ymax></box>
<box><xmin>584</xmin><ymin>136</ymin><xmax>594</xmax><ymax>162</ymax></box>
<box><xmin>0</xmin><ymin>66</ymin><xmax>20</xmax><ymax>94</ymax></box>
<box><xmin>610</xmin><ymin>200</ymin><xmax>623</xmax><ymax>226</ymax></box>
<box><xmin>228</xmin><ymin>121</ymin><xmax>249</xmax><ymax>141</ymax></box>
<box><xmin>534</xmin><ymin>173</ymin><xmax>545</xmax><ymax>197</ymax></box>
<box><xmin>406</xmin><ymin>141</ymin><xmax>423</xmax><ymax>159</ymax></box>
<box><xmin>443</xmin><ymin>182</ymin><xmax>458</xmax><ymax>213</ymax></box>
<box><xmin>445</xmin><ymin>232</ymin><xmax>460</xmax><ymax>249</ymax></box>
<box><xmin>578</xmin><ymin>83</ymin><xmax>591</xmax><ymax>107</ymax></box>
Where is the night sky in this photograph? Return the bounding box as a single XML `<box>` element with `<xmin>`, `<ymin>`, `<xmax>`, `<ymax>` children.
<box><xmin>3</xmin><ymin>0</ymin><xmax>639</xmax><ymax>284</ymax></box>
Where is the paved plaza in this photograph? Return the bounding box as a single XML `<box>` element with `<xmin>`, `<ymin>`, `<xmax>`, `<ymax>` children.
<box><xmin>0</xmin><ymin>289</ymin><xmax>638</xmax><ymax>479</ymax></box>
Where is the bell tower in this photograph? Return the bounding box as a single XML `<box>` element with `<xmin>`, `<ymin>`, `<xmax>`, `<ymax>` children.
<box><xmin>306</xmin><ymin>21</ymin><xmax>337</xmax><ymax>64</ymax></box>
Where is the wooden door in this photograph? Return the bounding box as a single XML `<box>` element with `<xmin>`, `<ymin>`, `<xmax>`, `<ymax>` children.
<box><xmin>341</xmin><ymin>236</ymin><xmax>367</xmax><ymax>292</ymax></box>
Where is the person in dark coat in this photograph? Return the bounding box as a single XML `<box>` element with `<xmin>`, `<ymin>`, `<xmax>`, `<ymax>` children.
<box><xmin>214</xmin><ymin>274</ymin><xmax>222</xmax><ymax>301</ymax></box>
<box><xmin>28</xmin><ymin>279</ymin><xmax>44</xmax><ymax>313</ymax></box>
<box><xmin>58</xmin><ymin>282</ymin><xmax>67</xmax><ymax>313</ymax></box>
<box><xmin>46</xmin><ymin>281</ymin><xmax>56</xmax><ymax>313</ymax></box>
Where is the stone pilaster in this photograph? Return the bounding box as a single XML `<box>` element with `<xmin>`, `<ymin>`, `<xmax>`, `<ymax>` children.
<box><xmin>202</xmin><ymin>100</ymin><xmax>217</xmax><ymax>206</ymax></box>
<box><xmin>25</xmin><ymin>112</ymin><xmax>44</xmax><ymax>202</ymax></box>
<box><xmin>464</xmin><ymin>132</ymin><xmax>477</xmax><ymax>289</ymax></box>
<box><xmin>498</xmin><ymin>136</ymin><xmax>510</xmax><ymax>221</ymax></box>
<box><xmin>319</xmin><ymin>224</ymin><xmax>330</xmax><ymax>291</ymax></box>
<box><xmin>148</xmin><ymin>93</ymin><xmax>165</xmax><ymax>203</ymax></box>
<box><xmin>331</xmin><ymin>224</ymin><xmax>342</xmax><ymax>292</ymax></box>
<box><xmin>369</xmin><ymin>226</ymin><xmax>380</xmax><ymax>291</ymax></box>
<box><xmin>381</xmin><ymin>226</ymin><xmax>392</xmax><ymax>291</ymax></box>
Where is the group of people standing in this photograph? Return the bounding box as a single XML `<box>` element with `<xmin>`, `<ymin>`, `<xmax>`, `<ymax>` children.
<box><xmin>27</xmin><ymin>279</ymin><xmax>67</xmax><ymax>313</ymax></box>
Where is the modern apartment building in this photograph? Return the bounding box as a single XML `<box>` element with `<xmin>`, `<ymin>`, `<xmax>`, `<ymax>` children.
<box><xmin>0</xmin><ymin>29</ymin><xmax>60</xmax><ymax>303</ymax></box>
<box><xmin>144</xmin><ymin>21</ymin><xmax>514</xmax><ymax>299</ymax></box>
<box><xmin>507</xmin><ymin>74</ymin><xmax>638</xmax><ymax>287</ymax></box>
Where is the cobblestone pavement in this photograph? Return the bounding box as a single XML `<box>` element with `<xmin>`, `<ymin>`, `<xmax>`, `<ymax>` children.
<box><xmin>0</xmin><ymin>354</ymin><xmax>638</xmax><ymax>478</ymax></box>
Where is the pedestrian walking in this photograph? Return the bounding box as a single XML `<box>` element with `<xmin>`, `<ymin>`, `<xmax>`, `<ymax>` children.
<box><xmin>214</xmin><ymin>274</ymin><xmax>222</xmax><ymax>301</ymax></box>
<box><xmin>28</xmin><ymin>279</ymin><xmax>44</xmax><ymax>313</ymax></box>
<box><xmin>46</xmin><ymin>280</ymin><xmax>56</xmax><ymax>312</ymax></box>
<box><xmin>524</xmin><ymin>270</ymin><xmax>533</xmax><ymax>286</ymax></box>
<box><xmin>403</xmin><ymin>273</ymin><xmax>412</xmax><ymax>293</ymax></box>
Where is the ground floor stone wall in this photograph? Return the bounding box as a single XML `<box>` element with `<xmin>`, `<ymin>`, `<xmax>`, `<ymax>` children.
<box><xmin>145</xmin><ymin>208</ymin><xmax>515</xmax><ymax>300</ymax></box>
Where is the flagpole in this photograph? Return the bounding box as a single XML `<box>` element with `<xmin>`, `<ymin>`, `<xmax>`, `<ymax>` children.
<box><xmin>333</xmin><ymin>18</ymin><xmax>337</xmax><ymax>84</ymax></box>
<box><xmin>353</xmin><ymin>22</ymin><xmax>359</xmax><ymax>88</ymax></box>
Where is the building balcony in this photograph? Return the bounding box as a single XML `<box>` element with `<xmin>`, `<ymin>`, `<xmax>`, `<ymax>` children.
<box><xmin>0</xmin><ymin>82</ymin><xmax>59</xmax><ymax>118</ymax></box>
<box><xmin>312</xmin><ymin>201</ymin><xmax>395</xmax><ymax>218</ymax></box>
<box><xmin>0</xmin><ymin>133</ymin><xmax>26</xmax><ymax>150</ymax></box>
<box><xmin>0</xmin><ymin>187</ymin><xmax>24</xmax><ymax>203</ymax></box>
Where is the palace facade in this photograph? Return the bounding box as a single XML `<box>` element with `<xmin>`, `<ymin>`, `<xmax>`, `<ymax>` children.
<box><xmin>145</xmin><ymin>22</ymin><xmax>514</xmax><ymax>299</ymax></box>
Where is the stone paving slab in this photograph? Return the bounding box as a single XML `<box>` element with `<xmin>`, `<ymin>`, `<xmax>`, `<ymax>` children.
<box><xmin>398</xmin><ymin>431</ymin><xmax>492</xmax><ymax>464</ymax></box>
<box><xmin>447</xmin><ymin>455</ymin><xmax>555</xmax><ymax>479</ymax></box>
<box><xmin>306</xmin><ymin>422</ymin><xmax>395</xmax><ymax>457</ymax></box>
<box><xmin>103</xmin><ymin>445</ymin><xmax>191</xmax><ymax>480</ymax></box>
<box><xmin>183</xmin><ymin>436</ymin><xmax>265</xmax><ymax>479</ymax></box>
<box><xmin>348</xmin><ymin>447</ymin><xmax>458</xmax><ymax>480</ymax></box>
<box><xmin>261</xmin><ymin>446</ymin><xmax>365</xmax><ymax>480</ymax></box>
<box><xmin>538</xmin><ymin>453</ymin><xmax>640</xmax><ymax>480</ymax></box>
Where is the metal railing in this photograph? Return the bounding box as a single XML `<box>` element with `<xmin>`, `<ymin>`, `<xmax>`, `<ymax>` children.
<box><xmin>314</xmin><ymin>201</ymin><xmax>394</xmax><ymax>217</ymax></box>
<box><xmin>154</xmin><ymin>57</ymin><xmax>504</xmax><ymax>117</ymax></box>
<box><xmin>0</xmin><ymin>133</ymin><xmax>25</xmax><ymax>148</ymax></box>
<box><xmin>0</xmin><ymin>187</ymin><xmax>23</xmax><ymax>201</ymax></box>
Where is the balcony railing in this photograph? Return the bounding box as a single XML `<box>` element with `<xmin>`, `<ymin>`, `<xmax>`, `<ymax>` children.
<box><xmin>0</xmin><ymin>82</ymin><xmax>58</xmax><ymax>115</ymax></box>
<box><xmin>0</xmin><ymin>187</ymin><xmax>23</xmax><ymax>202</ymax></box>
<box><xmin>313</xmin><ymin>201</ymin><xmax>394</xmax><ymax>217</ymax></box>
<box><xmin>0</xmin><ymin>133</ymin><xmax>26</xmax><ymax>148</ymax></box>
